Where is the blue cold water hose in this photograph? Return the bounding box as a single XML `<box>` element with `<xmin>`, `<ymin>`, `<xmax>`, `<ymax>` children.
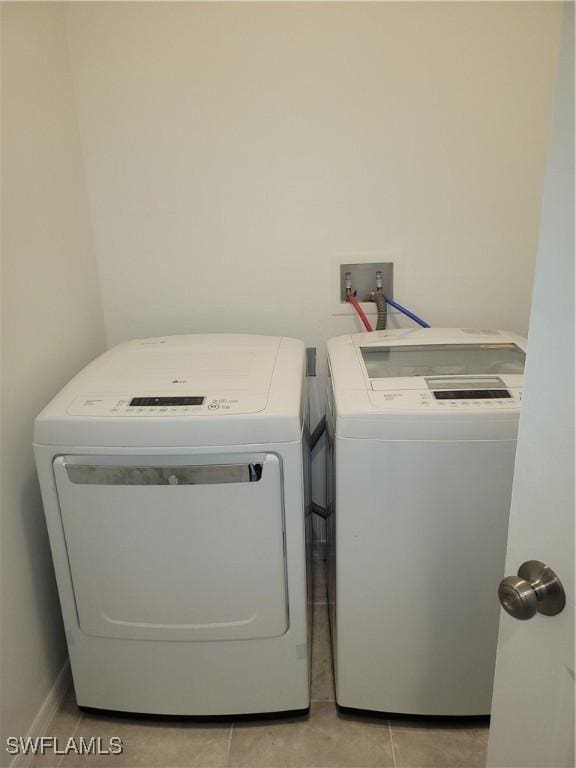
<box><xmin>384</xmin><ymin>296</ymin><xmax>430</xmax><ymax>328</ymax></box>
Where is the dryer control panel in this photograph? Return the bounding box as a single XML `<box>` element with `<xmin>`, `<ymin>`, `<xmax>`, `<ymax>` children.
<box><xmin>66</xmin><ymin>394</ymin><xmax>268</xmax><ymax>416</ymax></box>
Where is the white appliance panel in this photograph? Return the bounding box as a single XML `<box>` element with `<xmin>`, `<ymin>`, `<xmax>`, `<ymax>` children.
<box><xmin>72</xmin><ymin>336</ymin><xmax>280</xmax><ymax>393</ymax></box>
<box><xmin>54</xmin><ymin>453</ymin><xmax>287</xmax><ymax>642</ymax></box>
<box><xmin>334</xmin><ymin>436</ymin><xmax>517</xmax><ymax>715</ymax></box>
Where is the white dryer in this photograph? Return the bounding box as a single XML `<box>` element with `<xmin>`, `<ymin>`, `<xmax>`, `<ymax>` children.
<box><xmin>34</xmin><ymin>334</ymin><xmax>311</xmax><ymax>716</ymax></box>
<box><xmin>326</xmin><ymin>328</ymin><xmax>526</xmax><ymax>716</ymax></box>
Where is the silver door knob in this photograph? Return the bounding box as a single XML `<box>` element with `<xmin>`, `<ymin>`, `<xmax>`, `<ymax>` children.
<box><xmin>498</xmin><ymin>560</ymin><xmax>565</xmax><ymax>620</ymax></box>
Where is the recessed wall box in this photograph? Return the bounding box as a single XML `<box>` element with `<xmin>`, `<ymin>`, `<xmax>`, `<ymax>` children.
<box><xmin>339</xmin><ymin>262</ymin><xmax>394</xmax><ymax>302</ymax></box>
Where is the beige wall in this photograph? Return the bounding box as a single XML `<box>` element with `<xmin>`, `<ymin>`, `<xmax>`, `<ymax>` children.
<box><xmin>0</xmin><ymin>3</ymin><xmax>105</xmax><ymax>754</ymax></box>
<box><xmin>66</xmin><ymin>1</ymin><xmax>560</xmax><ymax>357</ymax></box>
<box><xmin>65</xmin><ymin>1</ymin><xmax>561</xmax><ymax>529</ymax></box>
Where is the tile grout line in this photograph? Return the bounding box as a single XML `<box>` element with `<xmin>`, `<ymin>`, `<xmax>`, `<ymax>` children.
<box><xmin>388</xmin><ymin>719</ymin><xmax>398</xmax><ymax>768</ymax></box>
<box><xmin>225</xmin><ymin>723</ymin><xmax>234</xmax><ymax>767</ymax></box>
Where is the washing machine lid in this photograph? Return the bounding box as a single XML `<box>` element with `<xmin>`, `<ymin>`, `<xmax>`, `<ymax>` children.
<box><xmin>327</xmin><ymin>328</ymin><xmax>527</xmax><ymax>439</ymax></box>
<box><xmin>34</xmin><ymin>335</ymin><xmax>305</xmax><ymax>447</ymax></box>
<box><xmin>360</xmin><ymin>339</ymin><xmax>525</xmax><ymax>382</ymax></box>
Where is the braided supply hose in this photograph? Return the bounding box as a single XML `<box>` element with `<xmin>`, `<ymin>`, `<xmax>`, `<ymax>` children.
<box><xmin>370</xmin><ymin>291</ymin><xmax>387</xmax><ymax>331</ymax></box>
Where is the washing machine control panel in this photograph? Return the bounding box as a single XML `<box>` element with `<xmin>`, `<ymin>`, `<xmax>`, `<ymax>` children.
<box><xmin>67</xmin><ymin>394</ymin><xmax>267</xmax><ymax>416</ymax></box>
<box><xmin>369</xmin><ymin>388</ymin><xmax>523</xmax><ymax>410</ymax></box>
<box><xmin>419</xmin><ymin>389</ymin><xmax>522</xmax><ymax>408</ymax></box>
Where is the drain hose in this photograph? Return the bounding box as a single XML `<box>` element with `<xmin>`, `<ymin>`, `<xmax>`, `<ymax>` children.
<box><xmin>371</xmin><ymin>292</ymin><xmax>387</xmax><ymax>331</ymax></box>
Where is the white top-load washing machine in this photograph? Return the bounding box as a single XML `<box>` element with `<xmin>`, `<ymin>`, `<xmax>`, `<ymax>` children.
<box><xmin>326</xmin><ymin>327</ymin><xmax>526</xmax><ymax>716</ymax></box>
<box><xmin>34</xmin><ymin>334</ymin><xmax>311</xmax><ymax>716</ymax></box>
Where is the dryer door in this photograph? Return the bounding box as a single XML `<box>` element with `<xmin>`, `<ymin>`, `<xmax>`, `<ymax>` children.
<box><xmin>53</xmin><ymin>453</ymin><xmax>287</xmax><ymax>641</ymax></box>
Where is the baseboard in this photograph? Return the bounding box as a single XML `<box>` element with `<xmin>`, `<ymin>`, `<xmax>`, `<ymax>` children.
<box><xmin>7</xmin><ymin>659</ymin><xmax>71</xmax><ymax>768</ymax></box>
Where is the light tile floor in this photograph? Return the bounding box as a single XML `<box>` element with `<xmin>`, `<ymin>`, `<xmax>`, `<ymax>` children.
<box><xmin>35</xmin><ymin>561</ymin><xmax>488</xmax><ymax>768</ymax></box>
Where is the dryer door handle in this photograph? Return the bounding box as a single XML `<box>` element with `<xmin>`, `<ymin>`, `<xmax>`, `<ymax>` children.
<box><xmin>64</xmin><ymin>463</ymin><xmax>263</xmax><ymax>485</ymax></box>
